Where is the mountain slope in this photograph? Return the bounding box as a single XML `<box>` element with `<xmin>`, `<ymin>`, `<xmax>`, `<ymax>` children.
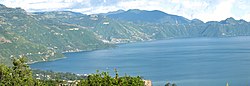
<box><xmin>0</xmin><ymin>5</ymin><xmax>111</xmax><ymax>65</ymax></box>
<box><xmin>103</xmin><ymin>9</ymin><xmax>250</xmax><ymax>38</ymax></box>
<box><xmin>1</xmin><ymin>4</ymin><xmax>250</xmax><ymax>65</ymax></box>
<box><xmin>0</xmin><ymin>23</ymin><xmax>63</xmax><ymax>65</ymax></box>
<box><xmin>105</xmin><ymin>9</ymin><xmax>190</xmax><ymax>24</ymax></box>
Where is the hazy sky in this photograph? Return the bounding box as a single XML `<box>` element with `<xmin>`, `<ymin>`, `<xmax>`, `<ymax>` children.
<box><xmin>1</xmin><ymin>0</ymin><xmax>250</xmax><ymax>22</ymax></box>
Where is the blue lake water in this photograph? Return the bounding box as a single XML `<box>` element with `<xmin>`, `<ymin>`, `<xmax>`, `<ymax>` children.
<box><xmin>30</xmin><ymin>37</ymin><xmax>250</xmax><ymax>86</ymax></box>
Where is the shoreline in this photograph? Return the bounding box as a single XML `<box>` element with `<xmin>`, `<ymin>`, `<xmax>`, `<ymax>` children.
<box><xmin>28</xmin><ymin>36</ymin><xmax>250</xmax><ymax>86</ymax></box>
<box><xmin>29</xmin><ymin>35</ymin><xmax>250</xmax><ymax>65</ymax></box>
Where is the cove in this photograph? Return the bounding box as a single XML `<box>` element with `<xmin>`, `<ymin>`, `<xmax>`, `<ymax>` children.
<box><xmin>30</xmin><ymin>37</ymin><xmax>250</xmax><ymax>86</ymax></box>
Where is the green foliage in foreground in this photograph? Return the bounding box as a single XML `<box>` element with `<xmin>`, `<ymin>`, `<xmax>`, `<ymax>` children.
<box><xmin>0</xmin><ymin>57</ymin><xmax>145</xmax><ymax>86</ymax></box>
<box><xmin>1</xmin><ymin>57</ymin><xmax>42</xmax><ymax>85</ymax></box>
<box><xmin>78</xmin><ymin>70</ymin><xmax>144</xmax><ymax>86</ymax></box>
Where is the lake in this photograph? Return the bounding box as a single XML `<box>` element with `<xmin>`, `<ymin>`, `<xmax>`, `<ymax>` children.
<box><xmin>30</xmin><ymin>37</ymin><xmax>250</xmax><ymax>86</ymax></box>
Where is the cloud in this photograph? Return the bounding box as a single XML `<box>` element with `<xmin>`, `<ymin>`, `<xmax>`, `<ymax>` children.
<box><xmin>193</xmin><ymin>0</ymin><xmax>235</xmax><ymax>22</ymax></box>
<box><xmin>0</xmin><ymin>0</ymin><xmax>250</xmax><ymax>22</ymax></box>
<box><xmin>242</xmin><ymin>13</ymin><xmax>250</xmax><ymax>21</ymax></box>
<box><xmin>1</xmin><ymin>0</ymin><xmax>76</xmax><ymax>11</ymax></box>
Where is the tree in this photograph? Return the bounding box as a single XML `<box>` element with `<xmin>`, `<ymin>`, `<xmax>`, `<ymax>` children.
<box><xmin>0</xmin><ymin>64</ymin><xmax>12</xmax><ymax>85</ymax></box>
<box><xmin>78</xmin><ymin>69</ymin><xmax>144</xmax><ymax>86</ymax></box>
<box><xmin>172</xmin><ymin>83</ymin><xmax>177</xmax><ymax>86</ymax></box>
<box><xmin>165</xmin><ymin>82</ymin><xmax>177</xmax><ymax>86</ymax></box>
<box><xmin>11</xmin><ymin>57</ymin><xmax>34</xmax><ymax>86</ymax></box>
<box><xmin>0</xmin><ymin>57</ymin><xmax>57</xmax><ymax>86</ymax></box>
<box><xmin>165</xmin><ymin>82</ymin><xmax>171</xmax><ymax>86</ymax></box>
<box><xmin>1</xmin><ymin>57</ymin><xmax>146</xmax><ymax>86</ymax></box>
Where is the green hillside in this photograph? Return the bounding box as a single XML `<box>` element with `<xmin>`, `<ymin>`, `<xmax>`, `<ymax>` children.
<box><xmin>0</xmin><ymin>5</ymin><xmax>111</xmax><ymax>66</ymax></box>
<box><xmin>1</xmin><ymin>4</ymin><xmax>250</xmax><ymax>65</ymax></box>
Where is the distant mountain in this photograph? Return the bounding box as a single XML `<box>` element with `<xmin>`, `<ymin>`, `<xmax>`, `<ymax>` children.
<box><xmin>0</xmin><ymin>6</ymin><xmax>64</xmax><ymax>65</ymax></box>
<box><xmin>104</xmin><ymin>9</ymin><xmax>190</xmax><ymax>24</ymax></box>
<box><xmin>191</xmin><ymin>19</ymin><xmax>204</xmax><ymax>24</ymax></box>
<box><xmin>103</xmin><ymin>9</ymin><xmax>250</xmax><ymax>37</ymax></box>
<box><xmin>1</xmin><ymin>4</ymin><xmax>250</xmax><ymax>65</ymax></box>
<box><xmin>0</xmin><ymin>5</ymin><xmax>111</xmax><ymax>66</ymax></box>
<box><xmin>100</xmin><ymin>9</ymin><xmax>125</xmax><ymax>16</ymax></box>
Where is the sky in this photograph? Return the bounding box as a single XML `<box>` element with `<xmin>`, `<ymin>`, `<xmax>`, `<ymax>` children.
<box><xmin>0</xmin><ymin>0</ymin><xmax>250</xmax><ymax>22</ymax></box>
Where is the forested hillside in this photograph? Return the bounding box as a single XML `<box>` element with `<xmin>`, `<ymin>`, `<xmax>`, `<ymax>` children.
<box><xmin>0</xmin><ymin>4</ymin><xmax>111</xmax><ymax>65</ymax></box>
<box><xmin>1</xmin><ymin>4</ymin><xmax>250</xmax><ymax>65</ymax></box>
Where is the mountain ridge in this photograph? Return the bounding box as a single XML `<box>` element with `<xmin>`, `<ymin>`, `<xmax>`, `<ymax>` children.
<box><xmin>103</xmin><ymin>9</ymin><xmax>250</xmax><ymax>23</ymax></box>
<box><xmin>104</xmin><ymin>9</ymin><xmax>191</xmax><ymax>24</ymax></box>
<box><xmin>1</xmin><ymin>4</ymin><xmax>250</xmax><ymax>65</ymax></box>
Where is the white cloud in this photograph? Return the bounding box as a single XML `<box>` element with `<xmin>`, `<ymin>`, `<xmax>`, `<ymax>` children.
<box><xmin>0</xmin><ymin>0</ymin><xmax>250</xmax><ymax>22</ymax></box>
<box><xmin>117</xmin><ymin>0</ymin><xmax>163</xmax><ymax>10</ymax></box>
<box><xmin>242</xmin><ymin>13</ymin><xmax>250</xmax><ymax>21</ymax></box>
<box><xmin>84</xmin><ymin>6</ymin><xmax>121</xmax><ymax>14</ymax></box>
<box><xmin>212</xmin><ymin>0</ymin><xmax>235</xmax><ymax>20</ymax></box>
<box><xmin>2</xmin><ymin>0</ymin><xmax>73</xmax><ymax>11</ymax></box>
<box><xmin>193</xmin><ymin>0</ymin><xmax>235</xmax><ymax>22</ymax></box>
<box><xmin>171</xmin><ymin>0</ymin><xmax>209</xmax><ymax>9</ymax></box>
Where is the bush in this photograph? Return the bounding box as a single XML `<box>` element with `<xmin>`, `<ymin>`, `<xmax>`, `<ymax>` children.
<box><xmin>0</xmin><ymin>57</ymin><xmax>145</xmax><ymax>86</ymax></box>
<box><xmin>78</xmin><ymin>69</ymin><xmax>144</xmax><ymax>86</ymax></box>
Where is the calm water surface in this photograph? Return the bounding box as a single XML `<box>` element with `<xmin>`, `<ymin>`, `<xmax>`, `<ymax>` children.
<box><xmin>30</xmin><ymin>37</ymin><xmax>250</xmax><ymax>86</ymax></box>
